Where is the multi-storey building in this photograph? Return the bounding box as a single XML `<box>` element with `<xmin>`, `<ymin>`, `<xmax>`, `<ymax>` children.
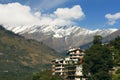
<box><xmin>51</xmin><ymin>48</ymin><xmax>86</xmax><ymax>80</ymax></box>
<box><xmin>51</xmin><ymin>58</ymin><xmax>65</xmax><ymax>76</ymax></box>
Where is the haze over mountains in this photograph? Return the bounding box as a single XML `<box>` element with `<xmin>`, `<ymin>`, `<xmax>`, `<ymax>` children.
<box><xmin>4</xmin><ymin>25</ymin><xmax>118</xmax><ymax>52</ymax></box>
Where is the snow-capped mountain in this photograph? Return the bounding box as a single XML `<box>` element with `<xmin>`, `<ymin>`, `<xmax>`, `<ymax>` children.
<box><xmin>4</xmin><ymin>25</ymin><xmax>118</xmax><ymax>52</ymax></box>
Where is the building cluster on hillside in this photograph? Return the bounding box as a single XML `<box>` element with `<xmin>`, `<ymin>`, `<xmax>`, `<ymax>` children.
<box><xmin>51</xmin><ymin>48</ymin><xmax>86</xmax><ymax>80</ymax></box>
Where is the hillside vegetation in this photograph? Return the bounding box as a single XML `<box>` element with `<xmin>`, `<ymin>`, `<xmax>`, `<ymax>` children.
<box><xmin>32</xmin><ymin>35</ymin><xmax>120</xmax><ymax>80</ymax></box>
<box><xmin>83</xmin><ymin>35</ymin><xmax>120</xmax><ymax>80</ymax></box>
<box><xmin>0</xmin><ymin>25</ymin><xmax>59</xmax><ymax>80</ymax></box>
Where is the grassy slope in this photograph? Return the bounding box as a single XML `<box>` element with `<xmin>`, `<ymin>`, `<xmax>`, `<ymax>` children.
<box><xmin>0</xmin><ymin>25</ymin><xmax>59</xmax><ymax>80</ymax></box>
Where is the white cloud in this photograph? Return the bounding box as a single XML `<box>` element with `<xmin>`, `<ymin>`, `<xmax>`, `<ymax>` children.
<box><xmin>40</xmin><ymin>5</ymin><xmax>85</xmax><ymax>26</ymax></box>
<box><xmin>105</xmin><ymin>12</ymin><xmax>120</xmax><ymax>25</ymax></box>
<box><xmin>34</xmin><ymin>12</ymin><xmax>41</xmax><ymax>18</ymax></box>
<box><xmin>54</xmin><ymin>5</ymin><xmax>85</xmax><ymax>20</ymax></box>
<box><xmin>0</xmin><ymin>2</ymin><xmax>40</xmax><ymax>26</ymax></box>
<box><xmin>0</xmin><ymin>3</ymin><xmax>85</xmax><ymax>26</ymax></box>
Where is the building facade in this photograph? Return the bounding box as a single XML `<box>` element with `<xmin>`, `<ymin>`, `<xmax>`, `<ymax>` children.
<box><xmin>51</xmin><ymin>48</ymin><xmax>86</xmax><ymax>80</ymax></box>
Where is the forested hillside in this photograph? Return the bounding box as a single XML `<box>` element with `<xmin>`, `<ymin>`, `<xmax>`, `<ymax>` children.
<box><xmin>83</xmin><ymin>35</ymin><xmax>120</xmax><ymax>80</ymax></box>
<box><xmin>109</xmin><ymin>36</ymin><xmax>120</xmax><ymax>80</ymax></box>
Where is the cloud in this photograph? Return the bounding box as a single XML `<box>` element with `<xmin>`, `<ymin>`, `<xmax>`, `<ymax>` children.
<box><xmin>39</xmin><ymin>5</ymin><xmax>85</xmax><ymax>26</ymax></box>
<box><xmin>34</xmin><ymin>12</ymin><xmax>41</xmax><ymax>18</ymax></box>
<box><xmin>0</xmin><ymin>2</ymin><xmax>40</xmax><ymax>26</ymax></box>
<box><xmin>54</xmin><ymin>5</ymin><xmax>85</xmax><ymax>20</ymax></box>
<box><xmin>105</xmin><ymin>12</ymin><xmax>120</xmax><ymax>25</ymax></box>
<box><xmin>0</xmin><ymin>3</ymin><xmax>85</xmax><ymax>26</ymax></box>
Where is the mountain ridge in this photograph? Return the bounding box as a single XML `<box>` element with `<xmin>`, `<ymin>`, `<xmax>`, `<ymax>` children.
<box><xmin>4</xmin><ymin>25</ymin><xmax>117</xmax><ymax>38</ymax></box>
<box><xmin>3</xmin><ymin>25</ymin><xmax>118</xmax><ymax>52</ymax></box>
<box><xmin>102</xmin><ymin>29</ymin><xmax>120</xmax><ymax>43</ymax></box>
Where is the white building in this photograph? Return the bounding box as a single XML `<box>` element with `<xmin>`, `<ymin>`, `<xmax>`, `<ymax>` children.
<box><xmin>51</xmin><ymin>48</ymin><xmax>86</xmax><ymax>80</ymax></box>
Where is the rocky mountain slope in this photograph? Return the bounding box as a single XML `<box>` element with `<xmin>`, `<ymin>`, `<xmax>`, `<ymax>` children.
<box><xmin>102</xmin><ymin>29</ymin><xmax>120</xmax><ymax>43</ymax></box>
<box><xmin>80</xmin><ymin>29</ymin><xmax>120</xmax><ymax>49</ymax></box>
<box><xmin>4</xmin><ymin>25</ymin><xmax>118</xmax><ymax>52</ymax></box>
<box><xmin>0</xmin><ymin>25</ymin><xmax>59</xmax><ymax>80</ymax></box>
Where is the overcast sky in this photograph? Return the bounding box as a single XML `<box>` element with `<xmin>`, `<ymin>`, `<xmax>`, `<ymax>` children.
<box><xmin>0</xmin><ymin>0</ymin><xmax>120</xmax><ymax>30</ymax></box>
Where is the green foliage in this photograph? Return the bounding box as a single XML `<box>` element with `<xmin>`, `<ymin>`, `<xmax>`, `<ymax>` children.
<box><xmin>93</xmin><ymin>35</ymin><xmax>102</xmax><ymax>45</ymax></box>
<box><xmin>115</xmin><ymin>69</ymin><xmax>120</xmax><ymax>74</ymax></box>
<box><xmin>83</xmin><ymin>35</ymin><xmax>113</xmax><ymax>80</ymax></box>
<box><xmin>112</xmin><ymin>74</ymin><xmax>120</xmax><ymax>80</ymax></box>
<box><xmin>111</xmin><ymin>36</ymin><xmax>120</xmax><ymax>50</ymax></box>
<box><xmin>107</xmin><ymin>36</ymin><xmax>120</xmax><ymax>80</ymax></box>
<box><xmin>83</xmin><ymin>35</ymin><xmax>120</xmax><ymax>79</ymax></box>
<box><xmin>32</xmin><ymin>70</ymin><xmax>62</xmax><ymax>80</ymax></box>
<box><xmin>109</xmin><ymin>36</ymin><xmax>120</xmax><ymax>66</ymax></box>
<box><xmin>89</xmin><ymin>71</ymin><xmax>111</xmax><ymax>80</ymax></box>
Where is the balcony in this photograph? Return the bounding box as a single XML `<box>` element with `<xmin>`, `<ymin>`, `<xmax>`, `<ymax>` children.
<box><xmin>55</xmin><ymin>66</ymin><xmax>64</xmax><ymax>69</ymax></box>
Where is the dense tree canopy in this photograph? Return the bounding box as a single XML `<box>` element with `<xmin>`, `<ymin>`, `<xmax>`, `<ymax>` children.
<box><xmin>83</xmin><ymin>35</ymin><xmax>113</xmax><ymax>80</ymax></box>
<box><xmin>109</xmin><ymin>36</ymin><xmax>120</xmax><ymax>66</ymax></box>
<box><xmin>93</xmin><ymin>35</ymin><xmax>102</xmax><ymax>45</ymax></box>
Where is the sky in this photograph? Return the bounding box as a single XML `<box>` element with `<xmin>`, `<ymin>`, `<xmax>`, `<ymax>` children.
<box><xmin>0</xmin><ymin>0</ymin><xmax>120</xmax><ymax>30</ymax></box>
